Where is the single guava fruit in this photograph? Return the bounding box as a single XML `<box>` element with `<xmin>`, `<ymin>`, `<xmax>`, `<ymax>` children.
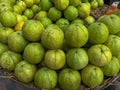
<box><xmin>65</xmin><ymin>23</ymin><xmax>88</xmax><ymax>48</ymax></box>
<box><xmin>0</xmin><ymin>50</ymin><xmax>22</xmax><ymax>71</ymax></box>
<box><xmin>8</xmin><ymin>31</ymin><xmax>29</xmax><ymax>53</ymax></box>
<box><xmin>54</xmin><ymin>0</ymin><xmax>69</xmax><ymax>10</ymax></box>
<box><xmin>47</xmin><ymin>7</ymin><xmax>62</xmax><ymax>22</ymax></box>
<box><xmin>77</xmin><ymin>3</ymin><xmax>91</xmax><ymax>18</ymax></box>
<box><xmin>104</xmin><ymin>34</ymin><xmax>120</xmax><ymax>56</ymax></box>
<box><xmin>66</xmin><ymin>48</ymin><xmax>89</xmax><ymax>70</ymax></box>
<box><xmin>39</xmin><ymin>17</ymin><xmax>52</xmax><ymax>28</ymax></box>
<box><xmin>45</xmin><ymin>49</ymin><xmax>66</xmax><ymax>70</ymax></box>
<box><xmin>40</xmin><ymin>0</ymin><xmax>53</xmax><ymax>11</ymax></box>
<box><xmin>88</xmin><ymin>22</ymin><xmax>109</xmax><ymax>44</ymax></box>
<box><xmin>14</xmin><ymin>60</ymin><xmax>37</xmax><ymax>83</ymax></box>
<box><xmin>98</xmin><ymin>14</ymin><xmax>120</xmax><ymax>34</ymax></box>
<box><xmin>34</xmin><ymin>67</ymin><xmax>57</xmax><ymax>89</ymax></box>
<box><xmin>41</xmin><ymin>24</ymin><xmax>64</xmax><ymax>49</ymax></box>
<box><xmin>22</xmin><ymin>20</ymin><xmax>44</xmax><ymax>41</ymax></box>
<box><xmin>23</xmin><ymin>43</ymin><xmax>45</xmax><ymax>64</ymax></box>
<box><xmin>101</xmin><ymin>56</ymin><xmax>120</xmax><ymax>76</ymax></box>
<box><xmin>0</xmin><ymin>27</ymin><xmax>14</xmax><ymax>44</ymax></box>
<box><xmin>64</xmin><ymin>5</ymin><xmax>78</xmax><ymax>21</ymax></box>
<box><xmin>58</xmin><ymin>68</ymin><xmax>81</xmax><ymax>90</ymax></box>
<box><xmin>81</xmin><ymin>64</ymin><xmax>104</xmax><ymax>88</ymax></box>
<box><xmin>56</xmin><ymin>18</ymin><xmax>70</xmax><ymax>32</ymax></box>
<box><xmin>87</xmin><ymin>44</ymin><xmax>112</xmax><ymax>67</ymax></box>
<box><xmin>0</xmin><ymin>11</ymin><xmax>17</xmax><ymax>27</ymax></box>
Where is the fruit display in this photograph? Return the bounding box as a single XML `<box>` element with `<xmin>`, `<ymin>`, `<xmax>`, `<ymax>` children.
<box><xmin>0</xmin><ymin>0</ymin><xmax>120</xmax><ymax>90</ymax></box>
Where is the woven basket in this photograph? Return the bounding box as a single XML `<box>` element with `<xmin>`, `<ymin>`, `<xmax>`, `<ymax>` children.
<box><xmin>0</xmin><ymin>67</ymin><xmax>120</xmax><ymax>90</ymax></box>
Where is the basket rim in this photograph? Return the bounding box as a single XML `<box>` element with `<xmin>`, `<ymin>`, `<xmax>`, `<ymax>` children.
<box><xmin>0</xmin><ymin>68</ymin><xmax>120</xmax><ymax>90</ymax></box>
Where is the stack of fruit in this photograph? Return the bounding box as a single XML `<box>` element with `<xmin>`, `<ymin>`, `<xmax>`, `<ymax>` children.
<box><xmin>0</xmin><ymin>0</ymin><xmax>120</xmax><ymax>90</ymax></box>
